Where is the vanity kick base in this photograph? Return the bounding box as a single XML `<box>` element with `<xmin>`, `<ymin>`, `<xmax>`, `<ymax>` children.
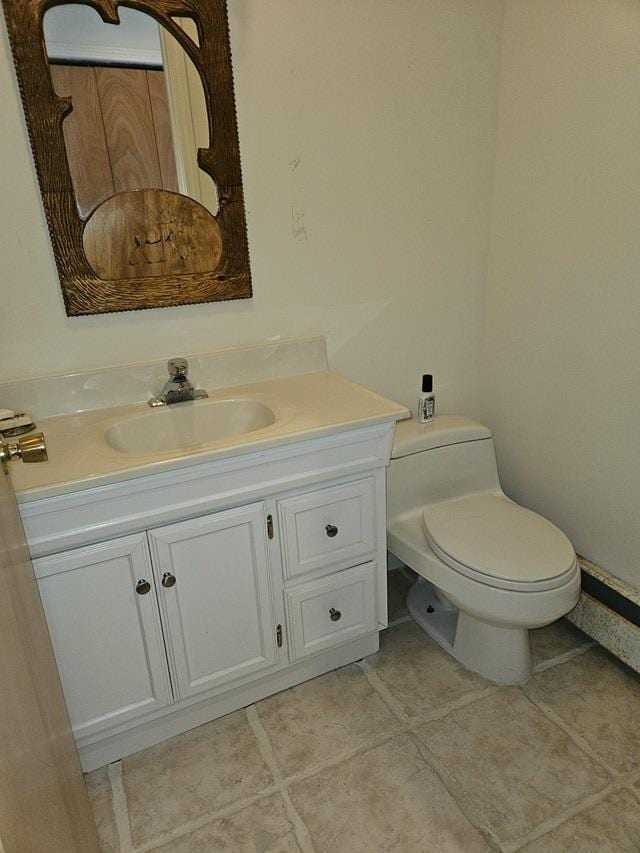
<box><xmin>80</xmin><ymin>633</ymin><xmax>378</xmax><ymax>773</ymax></box>
<box><xmin>20</xmin><ymin>423</ymin><xmax>393</xmax><ymax>771</ymax></box>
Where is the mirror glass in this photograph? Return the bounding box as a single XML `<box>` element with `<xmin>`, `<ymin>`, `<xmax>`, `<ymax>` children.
<box><xmin>43</xmin><ymin>5</ymin><xmax>219</xmax><ymax>221</ymax></box>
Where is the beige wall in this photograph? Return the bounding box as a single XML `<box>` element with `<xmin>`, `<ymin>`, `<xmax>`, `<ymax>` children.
<box><xmin>6</xmin><ymin>0</ymin><xmax>636</xmax><ymax>589</ymax></box>
<box><xmin>483</xmin><ymin>0</ymin><xmax>640</xmax><ymax>587</ymax></box>
<box><xmin>0</xmin><ymin>0</ymin><xmax>504</xmax><ymax>416</ymax></box>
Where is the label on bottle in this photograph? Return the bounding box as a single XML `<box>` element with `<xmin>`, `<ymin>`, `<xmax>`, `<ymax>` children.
<box><xmin>417</xmin><ymin>395</ymin><xmax>435</xmax><ymax>423</ymax></box>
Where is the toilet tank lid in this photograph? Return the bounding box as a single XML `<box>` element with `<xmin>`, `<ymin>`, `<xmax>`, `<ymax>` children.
<box><xmin>391</xmin><ymin>416</ymin><xmax>492</xmax><ymax>459</ymax></box>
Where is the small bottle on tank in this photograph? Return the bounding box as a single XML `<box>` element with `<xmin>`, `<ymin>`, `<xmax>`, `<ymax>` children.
<box><xmin>417</xmin><ymin>374</ymin><xmax>435</xmax><ymax>423</ymax></box>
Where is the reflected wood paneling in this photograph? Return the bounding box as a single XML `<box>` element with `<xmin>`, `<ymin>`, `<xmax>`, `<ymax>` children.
<box><xmin>148</xmin><ymin>69</ymin><xmax>179</xmax><ymax>192</ymax></box>
<box><xmin>83</xmin><ymin>188</ymin><xmax>223</xmax><ymax>280</ymax></box>
<box><xmin>50</xmin><ymin>65</ymin><xmax>113</xmax><ymax>219</ymax></box>
<box><xmin>50</xmin><ymin>65</ymin><xmax>180</xmax><ymax>220</ymax></box>
<box><xmin>95</xmin><ymin>66</ymin><xmax>162</xmax><ymax>192</ymax></box>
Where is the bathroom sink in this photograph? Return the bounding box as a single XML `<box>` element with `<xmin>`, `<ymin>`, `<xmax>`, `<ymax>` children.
<box><xmin>104</xmin><ymin>398</ymin><xmax>276</xmax><ymax>454</ymax></box>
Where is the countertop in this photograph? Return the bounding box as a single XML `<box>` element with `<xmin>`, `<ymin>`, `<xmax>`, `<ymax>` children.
<box><xmin>12</xmin><ymin>371</ymin><xmax>409</xmax><ymax>502</ymax></box>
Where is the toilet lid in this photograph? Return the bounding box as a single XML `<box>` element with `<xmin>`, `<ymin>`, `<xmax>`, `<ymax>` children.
<box><xmin>422</xmin><ymin>494</ymin><xmax>576</xmax><ymax>589</ymax></box>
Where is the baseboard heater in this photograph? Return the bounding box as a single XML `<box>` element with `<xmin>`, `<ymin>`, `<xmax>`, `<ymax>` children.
<box><xmin>567</xmin><ymin>556</ymin><xmax>640</xmax><ymax>674</ymax></box>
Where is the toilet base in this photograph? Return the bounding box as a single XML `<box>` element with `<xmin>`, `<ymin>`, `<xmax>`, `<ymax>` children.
<box><xmin>407</xmin><ymin>578</ymin><xmax>532</xmax><ymax>684</ymax></box>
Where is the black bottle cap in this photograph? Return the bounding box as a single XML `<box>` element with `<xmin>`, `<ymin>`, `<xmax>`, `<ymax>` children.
<box><xmin>422</xmin><ymin>374</ymin><xmax>433</xmax><ymax>393</ymax></box>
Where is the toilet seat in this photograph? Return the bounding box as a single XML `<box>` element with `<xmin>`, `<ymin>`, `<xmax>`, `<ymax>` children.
<box><xmin>422</xmin><ymin>494</ymin><xmax>577</xmax><ymax>593</ymax></box>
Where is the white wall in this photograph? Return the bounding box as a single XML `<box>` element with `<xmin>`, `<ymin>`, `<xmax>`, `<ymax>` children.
<box><xmin>483</xmin><ymin>0</ymin><xmax>640</xmax><ymax>587</ymax></box>
<box><xmin>0</xmin><ymin>0</ymin><xmax>504</xmax><ymax>418</ymax></box>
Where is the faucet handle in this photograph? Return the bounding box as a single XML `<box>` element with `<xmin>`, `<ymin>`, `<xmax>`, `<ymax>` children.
<box><xmin>168</xmin><ymin>357</ymin><xmax>189</xmax><ymax>378</ymax></box>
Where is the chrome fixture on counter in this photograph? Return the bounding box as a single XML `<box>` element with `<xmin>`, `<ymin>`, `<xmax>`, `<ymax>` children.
<box><xmin>148</xmin><ymin>358</ymin><xmax>209</xmax><ymax>408</ymax></box>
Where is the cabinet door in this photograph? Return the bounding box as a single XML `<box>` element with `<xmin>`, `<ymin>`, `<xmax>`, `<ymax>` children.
<box><xmin>34</xmin><ymin>534</ymin><xmax>172</xmax><ymax>742</ymax></box>
<box><xmin>148</xmin><ymin>503</ymin><xmax>279</xmax><ymax>701</ymax></box>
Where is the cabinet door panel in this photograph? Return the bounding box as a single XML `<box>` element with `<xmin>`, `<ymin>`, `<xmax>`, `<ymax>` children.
<box><xmin>34</xmin><ymin>534</ymin><xmax>172</xmax><ymax>741</ymax></box>
<box><xmin>148</xmin><ymin>503</ymin><xmax>278</xmax><ymax>701</ymax></box>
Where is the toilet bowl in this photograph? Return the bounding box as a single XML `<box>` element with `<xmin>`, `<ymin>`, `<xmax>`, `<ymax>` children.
<box><xmin>387</xmin><ymin>416</ymin><xmax>580</xmax><ymax>684</ymax></box>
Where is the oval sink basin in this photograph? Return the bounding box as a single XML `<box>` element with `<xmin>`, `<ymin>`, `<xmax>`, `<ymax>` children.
<box><xmin>105</xmin><ymin>398</ymin><xmax>276</xmax><ymax>454</ymax></box>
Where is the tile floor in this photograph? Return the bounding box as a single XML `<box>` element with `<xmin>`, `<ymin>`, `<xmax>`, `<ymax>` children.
<box><xmin>86</xmin><ymin>569</ymin><xmax>640</xmax><ymax>852</ymax></box>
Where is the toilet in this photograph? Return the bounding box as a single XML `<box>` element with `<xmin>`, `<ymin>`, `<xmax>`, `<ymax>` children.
<box><xmin>387</xmin><ymin>416</ymin><xmax>580</xmax><ymax>684</ymax></box>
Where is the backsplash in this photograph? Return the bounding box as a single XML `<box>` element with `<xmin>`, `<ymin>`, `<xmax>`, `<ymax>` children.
<box><xmin>0</xmin><ymin>337</ymin><xmax>327</xmax><ymax>420</ymax></box>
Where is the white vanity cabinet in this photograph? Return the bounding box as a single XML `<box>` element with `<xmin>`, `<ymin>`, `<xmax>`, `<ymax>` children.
<box><xmin>147</xmin><ymin>502</ymin><xmax>279</xmax><ymax>701</ymax></box>
<box><xmin>34</xmin><ymin>534</ymin><xmax>173</xmax><ymax>740</ymax></box>
<box><xmin>21</xmin><ymin>422</ymin><xmax>395</xmax><ymax>770</ymax></box>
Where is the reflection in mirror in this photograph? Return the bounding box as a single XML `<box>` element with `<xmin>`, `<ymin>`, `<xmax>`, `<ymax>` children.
<box><xmin>4</xmin><ymin>0</ymin><xmax>252</xmax><ymax>312</ymax></box>
<box><xmin>43</xmin><ymin>5</ymin><xmax>217</xmax><ymax>220</ymax></box>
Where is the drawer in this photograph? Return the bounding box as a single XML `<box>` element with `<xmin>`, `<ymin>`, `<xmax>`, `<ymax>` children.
<box><xmin>278</xmin><ymin>478</ymin><xmax>375</xmax><ymax>581</ymax></box>
<box><xmin>285</xmin><ymin>562</ymin><xmax>377</xmax><ymax>661</ymax></box>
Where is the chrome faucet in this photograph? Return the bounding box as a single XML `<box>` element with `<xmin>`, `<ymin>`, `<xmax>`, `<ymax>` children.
<box><xmin>148</xmin><ymin>358</ymin><xmax>209</xmax><ymax>407</ymax></box>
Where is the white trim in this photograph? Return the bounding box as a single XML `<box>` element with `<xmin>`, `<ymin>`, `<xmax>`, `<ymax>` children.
<box><xmin>159</xmin><ymin>21</ymin><xmax>218</xmax><ymax>212</ymax></box>
<box><xmin>46</xmin><ymin>42</ymin><xmax>163</xmax><ymax>67</ymax></box>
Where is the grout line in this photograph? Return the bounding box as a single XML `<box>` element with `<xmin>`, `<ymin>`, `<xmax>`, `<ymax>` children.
<box><xmin>245</xmin><ymin>705</ymin><xmax>286</xmax><ymax>784</ymax></box>
<box><xmin>503</xmin><ymin>779</ymin><xmax>624</xmax><ymax>853</ymax></box>
<box><xmin>628</xmin><ymin>777</ymin><xmax>640</xmax><ymax>805</ymax></box>
<box><xmin>356</xmin><ymin>659</ymin><xmax>411</xmax><ymax>724</ymax></box>
<box><xmin>132</xmin><ymin>785</ymin><xmax>281</xmax><ymax>853</ymax></box>
<box><xmin>279</xmin><ymin>788</ymin><xmax>316</xmax><ymax>853</ymax></box>
<box><xmin>520</xmin><ymin>689</ymin><xmax>619</xmax><ymax>779</ymax></box>
<box><xmin>281</xmin><ymin>728</ymin><xmax>402</xmax><ymax>788</ymax></box>
<box><xmin>407</xmin><ymin>685</ymin><xmax>500</xmax><ymax>728</ymax></box>
<box><xmin>108</xmin><ymin>761</ymin><xmax>134</xmax><ymax>853</ymax></box>
<box><xmin>407</xmin><ymin>729</ymin><xmax>504</xmax><ymax>851</ymax></box>
<box><xmin>246</xmin><ymin>705</ymin><xmax>316</xmax><ymax>853</ymax></box>
<box><xmin>359</xmin><ymin>657</ymin><xmax>500</xmax><ymax>731</ymax></box>
<box><xmin>532</xmin><ymin>641</ymin><xmax>595</xmax><ymax>674</ymax></box>
<box><xmin>358</xmin><ymin>659</ymin><xmax>504</xmax><ymax>851</ymax></box>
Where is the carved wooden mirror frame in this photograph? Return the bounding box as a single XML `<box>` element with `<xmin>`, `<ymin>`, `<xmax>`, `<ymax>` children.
<box><xmin>2</xmin><ymin>0</ymin><xmax>252</xmax><ymax>315</ymax></box>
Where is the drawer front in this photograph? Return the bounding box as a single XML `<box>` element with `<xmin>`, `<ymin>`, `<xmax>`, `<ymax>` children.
<box><xmin>286</xmin><ymin>562</ymin><xmax>377</xmax><ymax>661</ymax></box>
<box><xmin>278</xmin><ymin>478</ymin><xmax>375</xmax><ymax>581</ymax></box>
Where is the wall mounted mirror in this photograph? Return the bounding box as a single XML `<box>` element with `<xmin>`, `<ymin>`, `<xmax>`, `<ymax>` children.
<box><xmin>2</xmin><ymin>0</ymin><xmax>251</xmax><ymax>315</ymax></box>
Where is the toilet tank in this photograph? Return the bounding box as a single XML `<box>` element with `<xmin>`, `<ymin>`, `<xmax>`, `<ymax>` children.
<box><xmin>387</xmin><ymin>416</ymin><xmax>502</xmax><ymax>521</ymax></box>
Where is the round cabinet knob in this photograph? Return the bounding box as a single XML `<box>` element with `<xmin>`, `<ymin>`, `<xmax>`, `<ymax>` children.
<box><xmin>135</xmin><ymin>579</ymin><xmax>151</xmax><ymax>595</ymax></box>
<box><xmin>162</xmin><ymin>572</ymin><xmax>177</xmax><ymax>589</ymax></box>
<box><xmin>329</xmin><ymin>607</ymin><xmax>342</xmax><ymax>622</ymax></box>
<box><xmin>325</xmin><ymin>524</ymin><xmax>339</xmax><ymax>538</ymax></box>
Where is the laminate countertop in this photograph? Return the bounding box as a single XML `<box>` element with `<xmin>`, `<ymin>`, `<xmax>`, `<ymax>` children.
<box><xmin>11</xmin><ymin>371</ymin><xmax>409</xmax><ymax>502</ymax></box>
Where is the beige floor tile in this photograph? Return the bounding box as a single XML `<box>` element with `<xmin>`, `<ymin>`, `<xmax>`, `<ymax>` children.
<box><xmin>256</xmin><ymin>663</ymin><xmax>398</xmax><ymax>776</ymax></box>
<box><xmin>530</xmin><ymin>618</ymin><xmax>592</xmax><ymax>669</ymax></box>
<box><xmin>524</xmin><ymin>647</ymin><xmax>640</xmax><ymax>773</ymax></box>
<box><xmin>387</xmin><ymin>567</ymin><xmax>416</xmax><ymax>623</ymax></box>
<box><xmin>85</xmin><ymin>766</ymin><xmax>120</xmax><ymax>853</ymax></box>
<box><xmin>518</xmin><ymin>790</ymin><xmax>640</xmax><ymax>853</ymax></box>
<box><xmin>122</xmin><ymin>710</ymin><xmax>274</xmax><ymax>849</ymax></box>
<box><xmin>148</xmin><ymin>793</ymin><xmax>302</xmax><ymax>853</ymax></box>
<box><xmin>367</xmin><ymin>621</ymin><xmax>486</xmax><ymax>717</ymax></box>
<box><xmin>289</xmin><ymin>733</ymin><xmax>491</xmax><ymax>853</ymax></box>
<box><xmin>414</xmin><ymin>689</ymin><xmax>611</xmax><ymax>844</ymax></box>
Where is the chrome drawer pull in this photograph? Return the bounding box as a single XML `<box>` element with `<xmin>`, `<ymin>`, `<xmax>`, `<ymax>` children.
<box><xmin>325</xmin><ymin>524</ymin><xmax>338</xmax><ymax>538</ymax></box>
<box><xmin>329</xmin><ymin>607</ymin><xmax>342</xmax><ymax>622</ymax></box>
<box><xmin>162</xmin><ymin>572</ymin><xmax>177</xmax><ymax>589</ymax></box>
<box><xmin>135</xmin><ymin>579</ymin><xmax>151</xmax><ymax>595</ymax></box>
